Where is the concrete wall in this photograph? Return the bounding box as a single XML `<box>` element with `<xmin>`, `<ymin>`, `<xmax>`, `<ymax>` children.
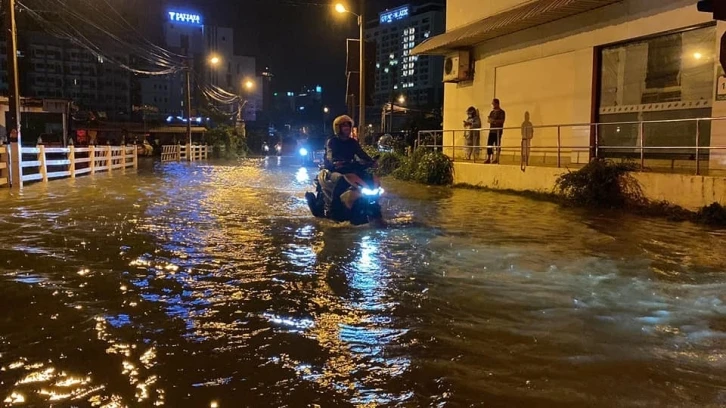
<box><xmin>710</xmin><ymin>21</ymin><xmax>726</xmax><ymax>170</ymax></box>
<box><xmin>454</xmin><ymin>162</ymin><xmax>726</xmax><ymax>210</ymax></box>
<box><xmin>442</xmin><ymin>0</ymin><xmax>714</xmax><ymax>162</ymax></box>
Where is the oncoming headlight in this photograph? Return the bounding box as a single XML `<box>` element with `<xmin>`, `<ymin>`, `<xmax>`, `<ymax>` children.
<box><xmin>299</xmin><ymin>148</ymin><xmax>308</xmax><ymax>156</ymax></box>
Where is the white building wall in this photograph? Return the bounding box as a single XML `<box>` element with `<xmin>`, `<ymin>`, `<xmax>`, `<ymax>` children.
<box><xmin>442</xmin><ymin>0</ymin><xmax>714</xmax><ymax>163</ymax></box>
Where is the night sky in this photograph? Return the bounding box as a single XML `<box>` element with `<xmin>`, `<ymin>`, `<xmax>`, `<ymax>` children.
<box><xmin>181</xmin><ymin>0</ymin><xmax>442</xmax><ymax>113</ymax></box>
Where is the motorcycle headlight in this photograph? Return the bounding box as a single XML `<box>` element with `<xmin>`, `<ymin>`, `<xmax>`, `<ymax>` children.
<box><xmin>264</xmin><ymin>146</ymin><xmax>269</xmax><ymax>151</ymax></box>
<box><xmin>361</xmin><ymin>187</ymin><xmax>383</xmax><ymax>196</ymax></box>
<box><xmin>299</xmin><ymin>148</ymin><xmax>308</xmax><ymax>156</ymax></box>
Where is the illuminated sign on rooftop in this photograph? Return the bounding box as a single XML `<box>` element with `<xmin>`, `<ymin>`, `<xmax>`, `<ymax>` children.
<box><xmin>168</xmin><ymin>11</ymin><xmax>202</xmax><ymax>25</ymax></box>
<box><xmin>380</xmin><ymin>5</ymin><xmax>410</xmax><ymax>24</ymax></box>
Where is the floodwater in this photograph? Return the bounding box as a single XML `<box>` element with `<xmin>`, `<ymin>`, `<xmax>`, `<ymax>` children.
<box><xmin>1</xmin><ymin>158</ymin><xmax>725</xmax><ymax>408</ymax></box>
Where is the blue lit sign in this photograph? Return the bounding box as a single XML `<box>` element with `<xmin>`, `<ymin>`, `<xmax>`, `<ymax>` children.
<box><xmin>379</xmin><ymin>6</ymin><xmax>409</xmax><ymax>24</ymax></box>
<box><xmin>315</xmin><ymin>85</ymin><xmax>322</xmax><ymax>93</ymax></box>
<box><xmin>168</xmin><ymin>11</ymin><xmax>202</xmax><ymax>25</ymax></box>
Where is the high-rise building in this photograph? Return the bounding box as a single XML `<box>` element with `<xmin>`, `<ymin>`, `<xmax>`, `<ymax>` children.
<box><xmin>365</xmin><ymin>3</ymin><xmax>445</xmax><ymax>110</ymax></box>
<box><xmin>138</xmin><ymin>9</ymin><xmax>260</xmax><ymax>121</ymax></box>
<box><xmin>19</xmin><ymin>31</ymin><xmax>131</xmax><ymax>116</ymax></box>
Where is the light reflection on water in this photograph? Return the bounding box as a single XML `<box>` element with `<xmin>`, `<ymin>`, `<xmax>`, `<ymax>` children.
<box><xmin>0</xmin><ymin>158</ymin><xmax>725</xmax><ymax>406</ymax></box>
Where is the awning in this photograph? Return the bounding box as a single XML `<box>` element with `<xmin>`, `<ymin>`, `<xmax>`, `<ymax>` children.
<box><xmin>411</xmin><ymin>0</ymin><xmax>622</xmax><ymax>55</ymax></box>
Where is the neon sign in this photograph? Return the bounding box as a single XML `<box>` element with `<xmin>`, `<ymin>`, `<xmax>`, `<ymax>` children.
<box><xmin>380</xmin><ymin>6</ymin><xmax>409</xmax><ymax>24</ymax></box>
<box><xmin>168</xmin><ymin>11</ymin><xmax>202</xmax><ymax>25</ymax></box>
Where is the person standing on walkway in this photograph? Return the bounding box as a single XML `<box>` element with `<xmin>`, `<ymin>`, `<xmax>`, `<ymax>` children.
<box><xmin>486</xmin><ymin>99</ymin><xmax>506</xmax><ymax>164</ymax></box>
<box><xmin>463</xmin><ymin>106</ymin><xmax>481</xmax><ymax>160</ymax></box>
<box><xmin>521</xmin><ymin>111</ymin><xmax>534</xmax><ymax>170</ymax></box>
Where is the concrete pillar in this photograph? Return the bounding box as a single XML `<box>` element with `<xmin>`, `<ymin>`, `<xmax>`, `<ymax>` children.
<box><xmin>710</xmin><ymin>22</ymin><xmax>726</xmax><ymax>171</ymax></box>
<box><xmin>9</xmin><ymin>142</ymin><xmax>21</xmax><ymax>188</ymax></box>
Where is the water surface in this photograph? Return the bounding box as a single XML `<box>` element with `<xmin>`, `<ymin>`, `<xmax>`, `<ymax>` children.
<box><xmin>1</xmin><ymin>158</ymin><xmax>725</xmax><ymax>407</ymax></box>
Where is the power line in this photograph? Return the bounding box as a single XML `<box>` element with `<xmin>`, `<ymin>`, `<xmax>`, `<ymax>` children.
<box><xmin>18</xmin><ymin>0</ymin><xmax>183</xmax><ymax>75</ymax></box>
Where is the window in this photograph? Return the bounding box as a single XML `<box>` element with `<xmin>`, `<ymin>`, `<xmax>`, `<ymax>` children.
<box><xmin>645</xmin><ymin>35</ymin><xmax>682</xmax><ymax>90</ymax></box>
<box><xmin>598</xmin><ymin>25</ymin><xmax>715</xmax><ymax>151</ymax></box>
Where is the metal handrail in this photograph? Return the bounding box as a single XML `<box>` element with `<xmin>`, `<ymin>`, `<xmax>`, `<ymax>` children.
<box><xmin>418</xmin><ymin>116</ymin><xmax>726</xmax><ymax>134</ymax></box>
<box><xmin>417</xmin><ymin>116</ymin><xmax>726</xmax><ymax>175</ymax></box>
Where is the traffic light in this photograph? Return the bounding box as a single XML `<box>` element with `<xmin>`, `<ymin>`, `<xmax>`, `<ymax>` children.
<box><xmin>697</xmin><ymin>0</ymin><xmax>726</xmax><ymax>20</ymax></box>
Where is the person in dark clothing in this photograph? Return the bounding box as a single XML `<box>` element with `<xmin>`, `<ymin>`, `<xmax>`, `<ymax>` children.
<box><xmin>325</xmin><ymin>115</ymin><xmax>374</xmax><ymax>174</ymax></box>
<box><xmin>486</xmin><ymin>98</ymin><xmax>506</xmax><ymax>164</ymax></box>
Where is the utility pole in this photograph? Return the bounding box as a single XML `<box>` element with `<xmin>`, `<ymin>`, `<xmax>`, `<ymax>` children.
<box><xmin>5</xmin><ymin>0</ymin><xmax>22</xmax><ymax>187</ymax></box>
<box><xmin>185</xmin><ymin>65</ymin><xmax>192</xmax><ymax>147</ymax></box>
<box><xmin>358</xmin><ymin>0</ymin><xmax>366</xmax><ymax>140</ymax></box>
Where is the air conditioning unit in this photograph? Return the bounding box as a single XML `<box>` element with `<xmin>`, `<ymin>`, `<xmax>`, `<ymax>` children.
<box><xmin>443</xmin><ymin>51</ymin><xmax>471</xmax><ymax>83</ymax></box>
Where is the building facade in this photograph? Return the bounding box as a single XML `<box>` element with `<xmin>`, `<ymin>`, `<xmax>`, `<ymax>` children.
<box><xmin>138</xmin><ymin>11</ymin><xmax>260</xmax><ymax>121</ymax></box>
<box><xmin>413</xmin><ymin>0</ymin><xmax>726</xmax><ymax>169</ymax></box>
<box><xmin>9</xmin><ymin>32</ymin><xmax>131</xmax><ymax>117</ymax></box>
<box><xmin>365</xmin><ymin>3</ymin><xmax>445</xmax><ymax>110</ymax></box>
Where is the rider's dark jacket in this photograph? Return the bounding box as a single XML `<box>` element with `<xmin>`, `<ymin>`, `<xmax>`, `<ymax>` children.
<box><xmin>324</xmin><ymin>136</ymin><xmax>373</xmax><ymax>172</ymax></box>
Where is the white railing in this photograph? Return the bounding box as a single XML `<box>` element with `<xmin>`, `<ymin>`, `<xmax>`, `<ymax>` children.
<box><xmin>417</xmin><ymin>117</ymin><xmax>726</xmax><ymax>175</ymax></box>
<box><xmin>161</xmin><ymin>144</ymin><xmax>210</xmax><ymax>162</ymax></box>
<box><xmin>2</xmin><ymin>144</ymin><xmax>137</xmax><ymax>187</ymax></box>
<box><xmin>0</xmin><ymin>145</ymin><xmax>8</xmax><ymax>187</ymax></box>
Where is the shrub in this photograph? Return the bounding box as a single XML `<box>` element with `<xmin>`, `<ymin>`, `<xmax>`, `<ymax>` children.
<box><xmin>376</xmin><ymin>152</ymin><xmax>404</xmax><ymax>176</ymax></box>
<box><xmin>696</xmin><ymin>202</ymin><xmax>726</xmax><ymax>226</ymax></box>
<box><xmin>393</xmin><ymin>148</ymin><xmax>453</xmax><ymax>186</ymax></box>
<box><xmin>556</xmin><ymin>159</ymin><xmax>643</xmax><ymax>208</ymax></box>
<box><xmin>205</xmin><ymin>125</ymin><xmax>249</xmax><ymax>159</ymax></box>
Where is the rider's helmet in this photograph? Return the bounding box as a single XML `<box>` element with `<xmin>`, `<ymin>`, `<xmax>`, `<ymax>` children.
<box><xmin>333</xmin><ymin>115</ymin><xmax>354</xmax><ymax>136</ymax></box>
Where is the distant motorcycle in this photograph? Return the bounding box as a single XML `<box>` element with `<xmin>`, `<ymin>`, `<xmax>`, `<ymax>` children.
<box><xmin>262</xmin><ymin>143</ymin><xmax>270</xmax><ymax>156</ymax></box>
<box><xmin>298</xmin><ymin>142</ymin><xmax>314</xmax><ymax>166</ymax></box>
<box><xmin>305</xmin><ymin>159</ymin><xmax>384</xmax><ymax>226</ymax></box>
<box><xmin>275</xmin><ymin>143</ymin><xmax>282</xmax><ymax>156</ymax></box>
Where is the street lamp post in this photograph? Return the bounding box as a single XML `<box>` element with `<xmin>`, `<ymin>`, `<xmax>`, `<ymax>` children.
<box><xmin>323</xmin><ymin>107</ymin><xmax>330</xmax><ymax>134</ymax></box>
<box><xmin>335</xmin><ymin>2</ymin><xmax>366</xmax><ymax>138</ymax></box>
<box><xmin>4</xmin><ymin>0</ymin><xmax>22</xmax><ymax>187</ymax></box>
<box><xmin>358</xmin><ymin>0</ymin><xmax>365</xmax><ymax>141</ymax></box>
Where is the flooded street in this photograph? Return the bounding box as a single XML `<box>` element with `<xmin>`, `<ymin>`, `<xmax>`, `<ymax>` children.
<box><xmin>1</xmin><ymin>158</ymin><xmax>726</xmax><ymax>407</ymax></box>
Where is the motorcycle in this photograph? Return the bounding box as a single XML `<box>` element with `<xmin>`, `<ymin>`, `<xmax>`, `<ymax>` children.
<box><xmin>262</xmin><ymin>143</ymin><xmax>270</xmax><ymax>156</ymax></box>
<box><xmin>298</xmin><ymin>143</ymin><xmax>314</xmax><ymax>166</ymax></box>
<box><xmin>305</xmin><ymin>160</ymin><xmax>384</xmax><ymax>226</ymax></box>
<box><xmin>275</xmin><ymin>143</ymin><xmax>282</xmax><ymax>156</ymax></box>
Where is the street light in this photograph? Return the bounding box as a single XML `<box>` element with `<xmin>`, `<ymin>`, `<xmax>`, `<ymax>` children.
<box><xmin>334</xmin><ymin>1</ymin><xmax>366</xmax><ymax>139</ymax></box>
<box><xmin>323</xmin><ymin>106</ymin><xmax>331</xmax><ymax>134</ymax></box>
<box><xmin>398</xmin><ymin>95</ymin><xmax>406</xmax><ymax>104</ymax></box>
<box><xmin>244</xmin><ymin>79</ymin><xmax>254</xmax><ymax>90</ymax></box>
<box><xmin>209</xmin><ymin>56</ymin><xmax>221</xmax><ymax>65</ymax></box>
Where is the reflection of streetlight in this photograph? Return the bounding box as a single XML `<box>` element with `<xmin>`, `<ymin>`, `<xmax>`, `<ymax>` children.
<box><xmin>693</xmin><ymin>52</ymin><xmax>703</xmax><ymax>60</ymax></box>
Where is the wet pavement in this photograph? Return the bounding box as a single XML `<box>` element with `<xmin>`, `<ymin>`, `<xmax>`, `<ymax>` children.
<box><xmin>1</xmin><ymin>157</ymin><xmax>726</xmax><ymax>407</ymax></box>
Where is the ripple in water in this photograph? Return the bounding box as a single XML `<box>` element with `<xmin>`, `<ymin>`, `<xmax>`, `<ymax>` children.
<box><xmin>0</xmin><ymin>159</ymin><xmax>725</xmax><ymax>407</ymax></box>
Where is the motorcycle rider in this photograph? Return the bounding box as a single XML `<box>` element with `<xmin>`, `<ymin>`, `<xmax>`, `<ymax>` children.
<box><xmin>325</xmin><ymin>115</ymin><xmax>374</xmax><ymax>174</ymax></box>
<box><xmin>306</xmin><ymin>115</ymin><xmax>374</xmax><ymax>217</ymax></box>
